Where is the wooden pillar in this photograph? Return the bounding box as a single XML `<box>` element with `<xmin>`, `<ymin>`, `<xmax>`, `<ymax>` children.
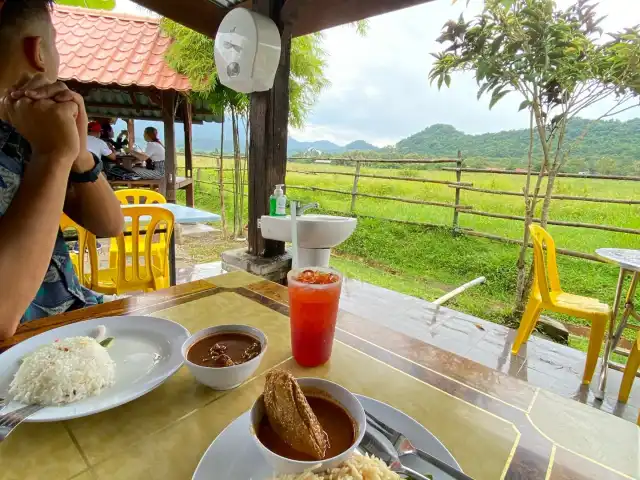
<box><xmin>248</xmin><ymin>0</ymin><xmax>291</xmax><ymax>257</ymax></box>
<box><xmin>126</xmin><ymin>119</ymin><xmax>135</xmax><ymax>147</ymax></box>
<box><xmin>183</xmin><ymin>97</ymin><xmax>195</xmax><ymax>207</ymax></box>
<box><xmin>162</xmin><ymin>90</ymin><xmax>177</xmax><ymax>203</ymax></box>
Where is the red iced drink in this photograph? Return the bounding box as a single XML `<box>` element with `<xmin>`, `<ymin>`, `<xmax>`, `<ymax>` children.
<box><xmin>287</xmin><ymin>267</ymin><xmax>343</xmax><ymax>367</ymax></box>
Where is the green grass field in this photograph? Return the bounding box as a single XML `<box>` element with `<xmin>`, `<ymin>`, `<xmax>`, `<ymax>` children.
<box><xmin>177</xmin><ymin>155</ymin><xmax>640</xmax><ymax>351</ymax></box>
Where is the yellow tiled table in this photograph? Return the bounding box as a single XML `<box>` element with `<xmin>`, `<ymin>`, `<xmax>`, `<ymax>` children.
<box><xmin>1</xmin><ymin>272</ymin><xmax>637</xmax><ymax>480</ymax></box>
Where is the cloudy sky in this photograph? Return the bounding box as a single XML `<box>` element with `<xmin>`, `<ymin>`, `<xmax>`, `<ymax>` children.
<box><xmin>115</xmin><ymin>0</ymin><xmax>640</xmax><ymax>147</ymax></box>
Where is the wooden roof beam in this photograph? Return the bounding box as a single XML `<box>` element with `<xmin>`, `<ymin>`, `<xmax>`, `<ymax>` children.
<box><xmin>135</xmin><ymin>0</ymin><xmax>434</xmax><ymax>39</ymax></box>
<box><xmin>283</xmin><ymin>0</ymin><xmax>435</xmax><ymax>37</ymax></box>
<box><xmin>132</xmin><ymin>0</ymin><xmax>250</xmax><ymax>38</ymax></box>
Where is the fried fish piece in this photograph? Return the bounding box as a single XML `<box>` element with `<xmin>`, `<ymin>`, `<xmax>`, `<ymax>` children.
<box><xmin>263</xmin><ymin>370</ymin><xmax>329</xmax><ymax>460</ymax></box>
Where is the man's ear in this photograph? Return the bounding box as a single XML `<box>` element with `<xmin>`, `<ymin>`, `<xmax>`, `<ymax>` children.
<box><xmin>23</xmin><ymin>36</ymin><xmax>46</xmax><ymax>72</ymax></box>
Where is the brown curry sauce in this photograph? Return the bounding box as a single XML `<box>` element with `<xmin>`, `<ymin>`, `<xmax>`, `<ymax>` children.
<box><xmin>257</xmin><ymin>395</ymin><xmax>356</xmax><ymax>461</ymax></box>
<box><xmin>187</xmin><ymin>332</ymin><xmax>261</xmax><ymax>368</ymax></box>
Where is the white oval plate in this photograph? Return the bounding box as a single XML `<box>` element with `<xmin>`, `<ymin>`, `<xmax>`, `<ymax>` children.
<box><xmin>0</xmin><ymin>316</ymin><xmax>189</xmax><ymax>422</ymax></box>
<box><xmin>192</xmin><ymin>395</ymin><xmax>462</xmax><ymax>480</ymax></box>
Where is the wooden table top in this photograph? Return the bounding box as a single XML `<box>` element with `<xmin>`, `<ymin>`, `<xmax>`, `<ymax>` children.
<box><xmin>0</xmin><ymin>272</ymin><xmax>637</xmax><ymax>480</ymax></box>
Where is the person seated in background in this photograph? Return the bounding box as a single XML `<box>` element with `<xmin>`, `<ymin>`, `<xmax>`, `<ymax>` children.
<box><xmin>0</xmin><ymin>0</ymin><xmax>124</xmax><ymax>340</ymax></box>
<box><xmin>100</xmin><ymin>122</ymin><xmax>128</xmax><ymax>152</ymax></box>
<box><xmin>128</xmin><ymin>126</ymin><xmax>165</xmax><ymax>173</ymax></box>
<box><xmin>87</xmin><ymin>121</ymin><xmax>116</xmax><ymax>164</ymax></box>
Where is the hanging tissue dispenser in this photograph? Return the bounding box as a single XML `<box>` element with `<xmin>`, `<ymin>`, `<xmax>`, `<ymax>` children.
<box><xmin>214</xmin><ymin>9</ymin><xmax>282</xmax><ymax>93</ymax></box>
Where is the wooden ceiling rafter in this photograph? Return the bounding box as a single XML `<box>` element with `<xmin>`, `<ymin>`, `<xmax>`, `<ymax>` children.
<box><xmin>84</xmin><ymin>100</ymin><xmax>210</xmax><ymax>115</ymax></box>
<box><xmin>65</xmin><ymin>79</ymin><xmax>209</xmax><ymax>122</ymax></box>
<box><xmin>86</xmin><ymin>114</ymin><xmax>204</xmax><ymax>124</ymax></box>
<box><xmin>131</xmin><ymin>0</ymin><xmax>246</xmax><ymax>38</ymax></box>
<box><xmin>66</xmin><ymin>80</ymin><xmax>167</xmax><ymax>99</ymax></box>
<box><xmin>282</xmin><ymin>0</ymin><xmax>436</xmax><ymax>37</ymax></box>
<box><xmin>128</xmin><ymin>91</ymin><xmax>141</xmax><ymax>112</ymax></box>
<box><xmin>134</xmin><ymin>0</ymin><xmax>435</xmax><ymax>39</ymax></box>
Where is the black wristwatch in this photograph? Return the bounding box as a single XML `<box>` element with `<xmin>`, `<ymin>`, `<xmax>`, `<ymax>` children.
<box><xmin>70</xmin><ymin>153</ymin><xmax>103</xmax><ymax>183</ymax></box>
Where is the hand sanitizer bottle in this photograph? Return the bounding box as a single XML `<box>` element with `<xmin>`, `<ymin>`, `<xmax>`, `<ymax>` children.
<box><xmin>275</xmin><ymin>184</ymin><xmax>287</xmax><ymax>216</ymax></box>
<box><xmin>270</xmin><ymin>184</ymin><xmax>286</xmax><ymax>216</ymax></box>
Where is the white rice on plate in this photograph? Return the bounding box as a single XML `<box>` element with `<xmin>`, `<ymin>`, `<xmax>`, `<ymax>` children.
<box><xmin>273</xmin><ymin>454</ymin><xmax>403</xmax><ymax>480</ymax></box>
<box><xmin>9</xmin><ymin>336</ymin><xmax>116</xmax><ymax>405</ymax></box>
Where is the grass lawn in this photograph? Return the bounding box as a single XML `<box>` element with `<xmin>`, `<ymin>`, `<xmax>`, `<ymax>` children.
<box><xmin>176</xmin><ymin>155</ymin><xmax>640</xmax><ymax>351</ymax></box>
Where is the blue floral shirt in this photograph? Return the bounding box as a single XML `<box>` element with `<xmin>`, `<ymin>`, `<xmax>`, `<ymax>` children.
<box><xmin>0</xmin><ymin>120</ymin><xmax>102</xmax><ymax>322</ymax></box>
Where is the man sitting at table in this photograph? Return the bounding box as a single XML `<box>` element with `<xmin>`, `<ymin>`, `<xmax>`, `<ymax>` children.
<box><xmin>87</xmin><ymin>121</ymin><xmax>116</xmax><ymax>165</ymax></box>
<box><xmin>100</xmin><ymin>122</ymin><xmax>128</xmax><ymax>152</ymax></box>
<box><xmin>0</xmin><ymin>0</ymin><xmax>124</xmax><ymax>339</ymax></box>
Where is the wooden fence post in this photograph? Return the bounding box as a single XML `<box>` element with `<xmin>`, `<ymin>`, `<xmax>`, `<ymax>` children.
<box><xmin>452</xmin><ymin>150</ymin><xmax>463</xmax><ymax>233</ymax></box>
<box><xmin>350</xmin><ymin>159</ymin><xmax>361</xmax><ymax>213</ymax></box>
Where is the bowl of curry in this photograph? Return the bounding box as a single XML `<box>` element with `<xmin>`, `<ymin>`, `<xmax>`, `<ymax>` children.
<box><xmin>250</xmin><ymin>372</ymin><xmax>366</xmax><ymax>474</ymax></box>
<box><xmin>181</xmin><ymin>325</ymin><xmax>267</xmax><ymax>390</ymax></box>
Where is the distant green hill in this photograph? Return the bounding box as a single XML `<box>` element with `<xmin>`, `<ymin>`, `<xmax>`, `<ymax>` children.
<box><xmin>345</xmin><ymin>140</ymin><xmax>379</xmax><ymax>151</ymax></box>
<box><xmin>396</xmin><ymin>118</ymin><xmax>640</xmax><ymax>170</ymax></box>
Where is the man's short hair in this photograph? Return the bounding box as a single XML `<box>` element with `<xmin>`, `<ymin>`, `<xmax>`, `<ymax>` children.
<box><xmin>0</xmin><ymin>0</ymin><xmax>53</xmax><ymax>43</ymax></box>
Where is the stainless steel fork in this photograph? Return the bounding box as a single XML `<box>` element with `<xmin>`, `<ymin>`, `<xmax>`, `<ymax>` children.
<box><xmin>365</xmin><ymin>411</ymin><xmax>473</xmax><ymax>480</ymax></box>
<box><xmin>358</xmin><ymin>429</ymin><xmax>432</xmax><ymax>480</ymax></box>
<box><xmin>0</xmin><ymin>405</ymin><xmax>43</xmax><ymax>442</ymax></box>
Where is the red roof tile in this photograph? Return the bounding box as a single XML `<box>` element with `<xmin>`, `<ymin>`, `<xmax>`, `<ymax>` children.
<box><xmin>53</xmin><ymin>5</ymin><xmax>191</xmax><ymax>91</ymax></box>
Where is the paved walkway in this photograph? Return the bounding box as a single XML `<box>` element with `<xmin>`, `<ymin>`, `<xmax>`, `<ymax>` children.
<box><xmin>178</xmin><ymin>262</ymin><xmax>640</xmax><ymax>423</ymax></box>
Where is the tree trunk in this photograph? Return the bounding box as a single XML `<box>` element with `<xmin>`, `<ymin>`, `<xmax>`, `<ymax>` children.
<box><xmin>514</xmin><ymin>107</ymin><xmax>537</xmax><ymax>317</ymax></box>
<box><xmin>539</xmin><ymin>116</ymin><xmax>567</xmax><ymax>229</ymax></box>
<box><xmin>231</xmin><ymin>107</ymin><xmax>238</xmax><ymax>238</ymax></box>
<box><xmin>240</xmin><ymin>115</ymin><xmax>249</xmax><ymax>238</ymax></box>
<box><xmin>539</xmin><ymin>172</ymin><xmax>557</xmax><ymax>228</ymax></box>
<box><xmin>514</xmin><ymin>100</ymin><xmax>549</xmax><ymax>317</ymax></box>
<box><xmin>218</xmin><ymin>114</ymin><xmax>226</xmax><ymax>237</ymax></box>
<box><xmin>231</xmin><ymin>106</ymin><xmax>242</xmax><ymax>238</ymax></box>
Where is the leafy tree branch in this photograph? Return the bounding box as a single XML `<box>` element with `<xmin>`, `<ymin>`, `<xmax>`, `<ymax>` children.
<box><xmin>430</xmin><ymin>0</ymin><xmax>640</xmax><ymax>316</ymax></box>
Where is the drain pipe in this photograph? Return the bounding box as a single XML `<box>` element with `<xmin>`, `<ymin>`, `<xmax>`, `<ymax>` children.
<box><xmin>433</xmin><ymin>276</ymin><xmax>486</xmax><ymax>306</ymax></box>
<box><xmin>430</xmin><ymin>276</ymin><xmax>486</xmax><ymax>324</ymax></box>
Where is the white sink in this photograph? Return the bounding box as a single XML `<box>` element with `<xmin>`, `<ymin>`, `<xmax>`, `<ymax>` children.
<box><xmin>260</xmin><ymin>214</ymin><xmax>357</xmax><ymax>249</ymax></box>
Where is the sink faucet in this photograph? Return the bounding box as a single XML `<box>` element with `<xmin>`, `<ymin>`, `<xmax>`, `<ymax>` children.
<box><xmin>291</xmin><ymin>201</ymin><xmax>319</xmax><ymax>215</ymax></box>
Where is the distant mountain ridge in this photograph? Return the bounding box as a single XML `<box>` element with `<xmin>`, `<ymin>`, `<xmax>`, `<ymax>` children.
<box><xmin>395</xmin><ymin>118</ymin><xmax>640</xmax><ymax>164</ymax></box>
<box><xmin>118</xmin><ymin>117</ymin><xmax>640</xmax><ymax>166</ymax></box>
<box><xmin>117</xmin><ymin>119</ymin><xmax>378</xmax><ymax>154</ymax></box>
<box><xmin>345</xmin><ymin>140</ymin><xmax>378</xmax><ymax>151</ymax></box>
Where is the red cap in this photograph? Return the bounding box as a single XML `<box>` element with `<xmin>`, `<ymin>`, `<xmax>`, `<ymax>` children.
<box><xmin>88</xmin><ymin>121</ymin><xmax>102</xmax><ymax>133</ymax></box>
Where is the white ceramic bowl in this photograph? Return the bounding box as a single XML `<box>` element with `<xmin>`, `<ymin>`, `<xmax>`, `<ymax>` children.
<box><xmin>250</xmin><ymin>377</ymin><xmax>366</xmax><ymax>475</ymax></box>
<box><xmin>182</xmin><ymin>325</ymin><xmax>267</xmax><ymax>390</ymax></box>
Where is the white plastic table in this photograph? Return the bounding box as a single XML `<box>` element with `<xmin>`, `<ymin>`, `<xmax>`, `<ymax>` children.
<box><xmin>594</xmin><ymin>248</ymin><xmax>640</xmax><ymax>399</ymax></box>
<box><xmin>122</xmin><ymin>203</ymin><xmax>221</xmax><ymax>225</ymax></box>
<box><xmin>122</xmin><ymin>204</ymin><xmax>221</xmax><ymax>286</ymax></box>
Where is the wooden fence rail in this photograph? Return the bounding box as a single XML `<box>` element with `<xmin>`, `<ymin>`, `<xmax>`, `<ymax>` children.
<box><xmin>462</xmin><ymin>229</ymin><xmax>605</xmax><ymax>262</ymax></box>
<box><xmin>463</xmin><ymin>210</ymin><xmax>640</xmax><ymax>235</ymax></box>
<box><xmin>442</xmin><ymin>167</ymin><xmax>640</xmax><ymax>182</ymax></box>
<box><xmin>285</xmin><ymin>184</ymin><xmax>472</xmax><ymax>210</ymax></box>
<box><xmin>450</xmin><ymin>184</ymin><xmax>640</xmax><ymax>205</ymax></box>
<box><xmin>288</xmin><ymin>169</ymin><xmax>472</xmax><ymax>187</ymax></box>
<box><xmin>188</xmin><ymin>156</ymin><xmax>639</xmax><ymax>263</ymax></box>
<box><xmin>291</xmin><ymin>157</ymin><xmax>459</xmax><ymax>164</ymax></box>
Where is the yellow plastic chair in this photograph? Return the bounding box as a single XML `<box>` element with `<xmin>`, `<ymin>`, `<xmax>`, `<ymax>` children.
<box><xmin>618</xmin><ymin>337</ymin><xmax>639</xmax><ymax>404</ymax></box>
<box><xmin>90</xmin><ymin>206</ymin><xmax>174</xmax><ymax>295</ymax></box>
<box><xmin>511</xmin><ymin>225</ymin><xmax>610</xmax><ymax>385</ymax></box>
<box><xmin>110</xmin><ymin>188</ymin><xmax>168</xmax><ymax>272</ymax></box>
<box><xmin>59</xmin><ymin>214</ymin><xmax>91</xmax><ymax>287</ymax></box>
<box><xmin>114</xmin><ymin>188</ymin><xmax>167</xmax><ymax>206</ymax></box>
